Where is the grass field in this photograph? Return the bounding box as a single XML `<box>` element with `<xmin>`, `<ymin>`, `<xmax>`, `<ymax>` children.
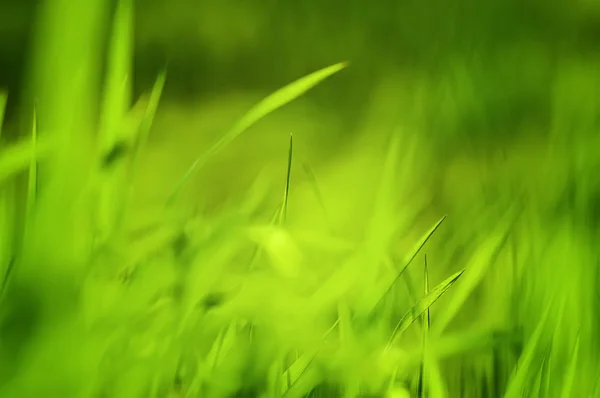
<box><xmin>0</xmin><ymin>1</ymin><xmax>599</xmax><ymax>397</ymax></box>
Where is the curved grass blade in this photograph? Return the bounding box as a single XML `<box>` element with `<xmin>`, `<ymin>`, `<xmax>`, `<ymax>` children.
<box><xmin>417</xmin><ymin>255</ymin><xmax>430</xmax><ymax>398</ymax></box>
<box><xmin>281</xmin><ymin>321</ymin><xmax>339</xmax><ymax>397</ymax></box>
<box><xmin>278</xmin><ymin>133</ymin><xmax>294</xmax><ymax>225</ymax></box>
<box><xmin>245</xmin><ymin>133</ymin><xmax>295</xmax><ymax>272</ymax></box>
<box><xmin>24</xmin><ymin>109</ymin><xmax>38</xmax><ymax>234</ymax></box>
<box><xmin>560</xmin><ymin>333</ymin><xmax>580</xmax><ymax>398</ymax></box>
<box><xmin>99</xmin><ymin>0</ymin><xmax>132</xmax><ymax>151</ymax></box>
<box><xmin>94</xmin><ymin>0</ymin><xmax>135</xmax><ymax>240</ymax></box>
<box><xmin>432</xmin><ymin>205</ymin><xmax>519</xmax><ymax>336</ymax></box>
<box><xmin>370</xmin><ymin>215</ymin><xmax>446</xmax><ymax>314</ymax></box>
<box><xmin>0</xmin><ymin>136</ymin><xmax>55</xmax><ymax>185</ymax></box>
<box><xmin>131</xmin><ymin>72</ymin><xmax>166</xmax><ymax>164</ymax></box>
<box><xmin>503</xmin><ymin>297</ymin><xmax>555</xmax><ymax>398</ymax></box>
<box><xmin>167</xmin><ymin>61</ymin><xmax>348</xmax><ymax>204</ymax></box>
<box><xmin>386</xmin><ymin>269</ymin><xmax>465</xmax><ymax>351</ymax></box>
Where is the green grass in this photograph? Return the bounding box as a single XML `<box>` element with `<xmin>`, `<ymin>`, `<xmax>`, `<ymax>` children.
<box><xmin>0</xmin><ymin>1</ymin><xmax>599</xmax><ymax>397</ymax></box>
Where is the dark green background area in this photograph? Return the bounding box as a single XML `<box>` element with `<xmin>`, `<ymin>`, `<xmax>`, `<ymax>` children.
<box><xmin>1</xmin><ymin>0</ymin><xmax>600</xmax><ymax>150</ymax></box>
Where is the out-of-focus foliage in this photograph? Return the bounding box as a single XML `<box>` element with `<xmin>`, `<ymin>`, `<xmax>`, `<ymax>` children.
<box><xmin>0</xmin><ymin>0</ymin><xmax>599</xmax><ymax>396</ymax></box>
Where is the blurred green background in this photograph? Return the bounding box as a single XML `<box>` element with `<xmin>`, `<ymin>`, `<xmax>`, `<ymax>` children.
<box><xmin>2</xmin><ymin>0</ymin><xmax>600</xmax><ymax>324</ymax></box>
<box><xmin>1</xmin><ymin>0</ymin><xmax>599</xmax><ymax>315</ymax></box>
<box><xmin>1</xmin><ymin>0</ymin><xmax>599</xmax><ymax>150</ymax></box>
<box><xmin>2</xmin><ymin>0</ymin><xmax>600</xmax><ymax>396</ymax></box>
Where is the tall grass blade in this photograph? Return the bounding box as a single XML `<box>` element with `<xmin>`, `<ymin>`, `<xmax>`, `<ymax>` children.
<box><xmin>167</xmin><ymin>62</ymin><xmax>348</xmax><ymax>204</ymax></box>
<box><xmin>24</xmin><ymin>109</ymin><xmax>38</xmax><ymax>237</ymax></box>
<box><xmin>503</xmin><ymin>298</ymin><xmax>555</xmax><ymax>398</ymax></box>
<box><xmin>95</xmin><ymin>0</ymin><xmax>133</xmax><ymax>240</ymax></box>
<box><xmin>372</xmin><ymin>216</ymin><xmax>446</xmax><ymax>314</ymax></box>
<box><xmin>278</xmin><ymin>133</ymin><xmax>294</xmax><ymax>225</ymax></box>
<box><xmin>99</xmin><ymin>0</ymin><xmax>133</xmax><ymax>151</ymax></box>
<box><xmin>130</xmin><ymin>72</ymin><xmax>166</xmax><ymax>168</ymax></box>
<box><xmin>387</xmin><ymin>269</ymin><xmax>464</xmax><ymax>350</ymax></box>
<box><xmin>560</xmin><ymin>334</ymin><xmax>580</xmax><ymax>398</ymax></box>
<box><xmin>281</xmin><ymin>321</ymin><xmax>339</xmax><ymax>396</ymax></box>
<box><xmin>0</xmin><ymin>136</ymin><xmax>54</xmax><ymax>184</ymax></box>
<box><xmin>417</xmin><ymin>255</ymin><xmax>431</xmax><ymax>398</ymax></box>
<box><xmin>432</xmin><ymin>206</ymin><xmax>519</xmax><ymax>336</ymax></box>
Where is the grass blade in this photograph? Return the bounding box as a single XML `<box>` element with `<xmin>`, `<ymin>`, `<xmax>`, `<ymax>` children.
<box><xmin>131</xmin><ymin>72</ymin><xmax>166</xmax><ymax>166</ymax></box>
<box><xmin>503</xmin><ymin>298</ymin><xmax>555</xmax><ymax>398</ymax></box>
<box><xmin>167</xmin><ymin>62</ymin><xmax>348</xmax><ymax>204</ymax></box>
<box><xmin>278</xmin><ymin>133</ymin><xmax>294</xmax><ymax>225</ymax></box>
<box><xmin>281</xmin><ymin>321</ymin><xmax>339</xmax><ymax>397</ymax></box>
<box><xmin>99</xmin><ymin>0</ymin><xmax>132</xmax><ymax>151</ymax></box>
<box><xmin>432</xmin><ymin>205</ymin><xmax>519</xmax><ymax>336</ymax></box>
<box><xmin>387</xmin><ymin>269</ymin><xmax>465</xmax><ymax>350</ymax></box>
<box><xmin>560</xmin><ymin>334</ymin><xmax>580</xmax><ymax>398</ymax></box>
<box><xmin>417</xmin><ymin>255</ymin><xmax>431</xmax><ymax>397</ymax></box>
<box><xmin>95</xmin><ymin>0</ymin><xmax>133</xmax><ymax>240</ymax></box>
<box><xmin>0</xmin><ymin>136</ymin><xmax>54</xmax><ymax>184</ymax></box>
<box><xmin>25</xmin><ymin>109</ymin><xmax>38</xmax><ymax>233</ymax></box>
<box><xmin>371</xmin><ymin>216</ymin><xmax>446</xmax><ymax>314</ymax></box>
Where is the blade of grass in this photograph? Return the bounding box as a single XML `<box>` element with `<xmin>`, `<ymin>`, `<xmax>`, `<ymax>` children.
<box><xmin>560</xmin><ymin>333</ymin><xmax>580</xmax><ymax>398</ymax></box>
<box><xmin>167</xmin><ymin>61</ymin><xmax>348</xmax><ymax>205</ymax></box>
<box><xmin>277</xmin><ymin>133</ymin><xmax>294</xmax><ymax>225</ymax></box>
<box><xmin>540</xmin><ymin>344</ymin><xmax>552</xmax><ymax>398</ymax></box>
<box><xmin>95</xmin><ymin>0</ymin><xmax>133</xmax><ymax>240</ymax></box>
<box><xmin>244</xmin><ymin>133</ymin><xmax>296</xmax><ymax>273</ymax></box>
<box><xmin>432</xmin><ymin>205</ymin><xmax>520</xmax><ymax>336</ymax></box>
<box><xmin>0</xmin><ymin>136</ymin><xmax>55</xmax><ymax>184</ymax></box>
<box><xmin>0</xmin><ymin>91</ymin><xmax>12</xmax><ymax>306</ymax></box>
<box><xmin>422</xmin><ymin>346</ymin><xmax>447</xmax><ymax>398</ymax></box>
<box><xmin>503</xmin><ymin>297</ymin><xmax>555</xmax><ymax>398</ymax></box>
<box><xmin>99</xmin><ymin>0</ymin><xmax>132</xmax><ymax>151</ymax></box>
<box><xmin>24</xmin><ymin>109</ymin><xmax>38</xmax><ymax>238</ymax></box>
<box><xmin>121</xmin><ymin>72</ymin><xmax>166</xmax><ymax>229</ymax></box>
<box><xmin>417</xmin><ymin>255</ymin><xmax>430</xmax><ymax>398</ymax></box>
<box><xmin>386</xmin><ymin>269</ymin><xmax>465</xmax><ymax>351</ymax></box>
<box><xmin>370</xmin><ymin>216</ymin><xmax>446</xmax><ymax>315</ymax></box>
<box><xmin>281</xmin><ymin>321</ymin><xmax>339</xmax><ymax>396</ymax></box>
<box><xmin>130</xmin><ymin>72</ymin><xmax>166</xmax><ymax>170</ymax></box>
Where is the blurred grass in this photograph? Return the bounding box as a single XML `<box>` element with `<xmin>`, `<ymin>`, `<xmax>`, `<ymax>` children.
<box><xmin>0</xmin><ymin>0</ymin><xmax>599</xmax><ymax>397</ymax></box>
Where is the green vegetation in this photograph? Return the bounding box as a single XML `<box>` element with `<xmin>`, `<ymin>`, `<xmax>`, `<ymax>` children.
<box><xmin>0</xmin><ymin>0</ymin><xmax>599</xmax><ymax>397</ymax></box>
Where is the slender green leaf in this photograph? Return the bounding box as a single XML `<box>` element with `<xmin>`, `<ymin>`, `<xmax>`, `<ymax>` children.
<box><xmin>131</xmin><ymin>71</ymin><xmax>166</xmax><ymax>166</ymax></box>
<box><xmin>25</xmin><ymin>109</ymin><xmax>38</xmax><ymax>234</ymax></box>
<box><xmin>432</xmin><ymin>205</ymin><xmax>519</xmax><ymax>336</ymax></box>
<box><xmin>167</xmin><ymin>62</ymin><xmax>348</xmax><ymax>204</ymax></box>
<box><xmin>281</xmin><ymin>321</ymin><xmax>338</xmax><ymax>396</ymax></box>
<box><xmin>371</xmin><ymin>216</ymin><xmax>446</xmax><ymax>314</ymax></box>
<box><xmin>417</xmin><ymin>255</ymin><xmax>431</xmax><ymax>398</ymax></box>
<box><xmin>560</xmin><ymin>334</ymin><xmax>580</xmax><ymax>398</ymax></box>
<box><xmin>387</xmin><ymin>269</ymin><xmax>465</xmax><ymax>350</ymax></box>
<box><xmin>278</xmin><ymin>133</ymin><xmax>294</xmax><ymax>224</ymax></box>
<box><xmin>99</xmin><ymin>0</ymin><xmax>133</xmax><ymax>150</ymax></box>
<box><xmin>504</xmin><ymin>298</ymin><xmax>555</xmax><ymax>398</ymax></box>
<box><xmin>0</xmin><ymin>136</ymin><xmax>54</xmax><ymax>184</ymax></box>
